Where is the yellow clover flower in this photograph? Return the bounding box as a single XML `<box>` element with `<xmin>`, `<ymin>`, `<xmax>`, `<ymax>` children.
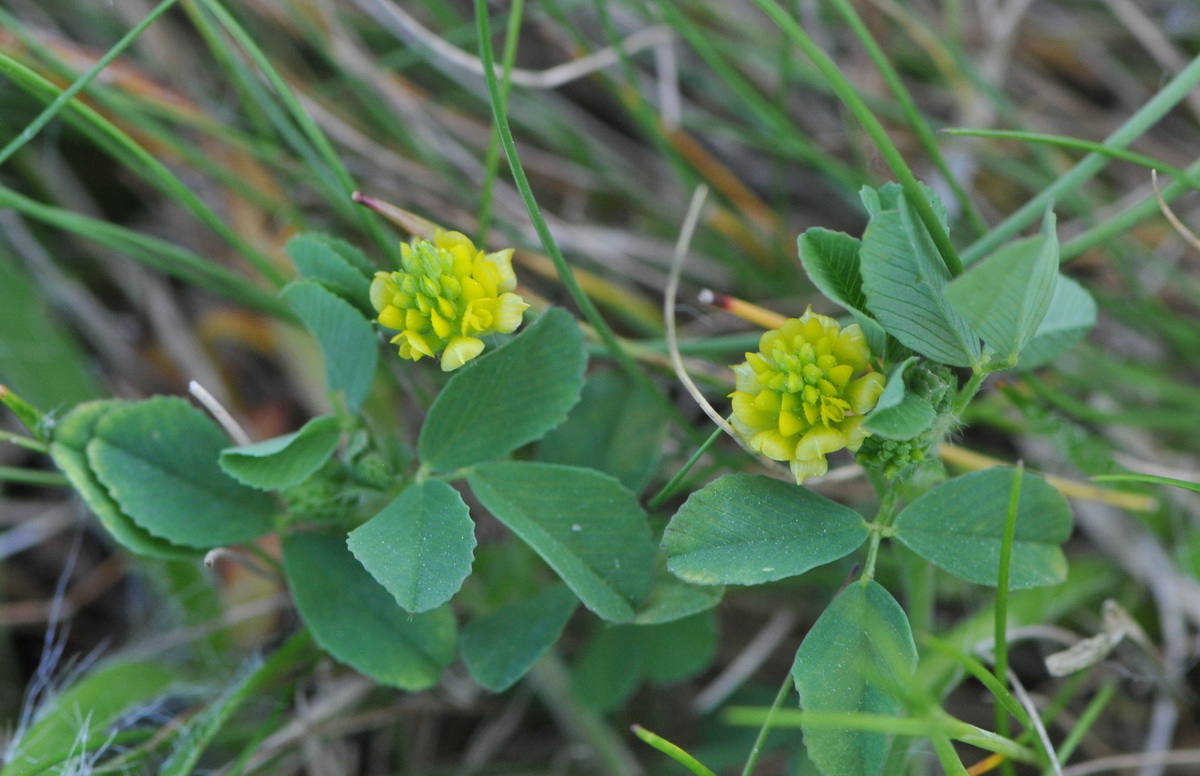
<box><xmin>730</xmin><ymin>308</ymin><xmax>886</xmax><ymax>483</ymax></box>
<box><xmin>370</xmin><ymin>230</ymin><xmax>529</xmax><ymax>371</ymax></box>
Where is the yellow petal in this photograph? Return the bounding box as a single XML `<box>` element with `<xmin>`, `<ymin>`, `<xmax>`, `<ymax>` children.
<box><xmin>840</xmin><ymin>416</ymin><xmax>869</xmax><ymax>451</ymax></box>
<box><xmin>802</xmin><ymin>316</ymin><xmax>827</xmax><ymax>345</ymax></box>
<box><xmin>752</xmin><ymin>390</ymin><xmax>780</xmax><ymax>413</ymax></box>
<box><xmin>750</xmin><ymin>430</ymin><xmax>794</xmax><ymax>461</ymax></box>
<box><xmin>463</xmin><ymin>300</ymin><xmax>494</xmax><ymax>335</ymax></box>
<box><xmin>430</xmin><ymin>309</ymin><xmax>453</xmax><ymax>338</ymax></box>
<box><xmin>377</xmin><ymin>306</ymin><xmax>405</xmax><ymax>331</ymax></box>
<box><xmin>441</xmin><ymin>336</ymin><xmax>485</xmax><ymax>370</ymax></box>
<box><xmin>835</xmin><ymin>325</ymin><xmax>869</xmax><ymax>371</ymax></box>
<box><xmin>731</xmin><ymin>391</ymin><xmax>772</xmax><ymax>431</ymax></box>
<box><xmin>795</xmin><ymin>425</ymin><xmax>846</xmax><ymax>460</ymax></box>
<box><xmin>405</xmin><ymin>308</ymin><xmax>428</xmax><ymax>332</ymax></box>
<box><xmin>404</xmin><ymin>331</ymin><xmax>436</xmax><ymax>358</ymax></box>
<box><xmin>435</xmin><ymin>230</ymin><xmax>476</xmax><ymax>255</ymax></box>
<box><xmin>744</xmin><ymin>351</ymin><xmax>770</xmax><ymax>375</ymax></box>
<box><xmin>846</xmin><ymin>372</ymin><xmax>887</xmax><ymax>414</ymax></box>
<box><xmin>493</xmin><ymin>293</ymin><xmax>529</xmax><ymax>333</ymax></box>
<box><xmin>485</xmin><ymin>248</ymin><xmax>518</xmax><ymax>292</ymax></box>
<box><xmin>790</xmin><ymin>456</ymin><xmax>829</xmax><ymax>484</ymax></box>
<box><xmin>462</xmin><ymin>276</ymin><xmax>485</xmax><ymax>301</ymax></box>
<box><xmin>370</xmin><ymin>273</ymin><xmax>398</xmax><ymax>312</ymax></box>
<box><xmin>778</xmin><ymin>409</ymin><xmax>804</xmax><ymax>436</ymax></box>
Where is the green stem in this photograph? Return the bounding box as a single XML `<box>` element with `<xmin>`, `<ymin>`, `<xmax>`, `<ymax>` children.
<box><xmin>950</xmin><ymin>367</ymin><xmax>986</xmax><ymax>417</ymax></box>
<box><xmin>740</xmin><ymin>671</ymin><xmax>793</xmax><ymax>776</ymax></box>
<box><xmin>929</xmin><ymin>731</ymin><xmax>969</xmax><ymax>776</ymax></box>
<box><xmin>860</xmin><ymin>484</ymin><xmax>899</xmax><ymax>582</ymax></box>
<box><xmin>921</xmin><ymin>634</ymin><xmax>1031</xmax><ymax>729</ymax></box>
<box><xmin>476</xmin><ymin>0</ymin><xmax>524</xmax><ymax>247</ymax></box>
<box><xmin>530</xmin><ymin>652</ymin><xmax>641</xmax><ymax>776</ymax></box>
<box><xmin>0</xmin><ymin>429</ymin><xmax>48</xmax><ymax>454</ymax></box>
<box><xmin>826</xmin><ymin>0</ymin><xmax>987</xmax><ymax>236</ymax></box>
<box><xmin>632</xmin><ymin>725</ymin><xmax>716</xmax><ymax>776</ymax></box>
<box><xmin>0</xmin><ymin>467</ymin><xmax>70</xmax><ymax>487</ymax></box>
<box><xmin>473</xmin><ymin>1</ymin><xmax>678</xmax><ymax>422</ymax></box>
<box><xmin>1051</xmin><ymin>682</ymin><xmax>1115</xmax><ymax>771</ymax></box>
<box><xmin>649</xmin><ymin>427</ymin><xmax>722</xmax><ymax>509</ymax></box>
<box><xmin>992</xmin><ymin>462</ymin><xmax>1024</xmax><ymax>773</ymax></box>
<box><xmin>749</xmin><ymin>0</ymin><xmax>963</xmax><ymax>277</ymax></box>
<box><xmin>0</xmin><ymin>0</ymin><xmax>181</xmax><ymax>168</ymax></box>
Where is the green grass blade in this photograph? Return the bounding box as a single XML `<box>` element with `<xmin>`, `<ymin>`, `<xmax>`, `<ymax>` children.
<box><xmin>0</xmin><ymin>185</ymin><xmax>292</xmax><ymax>318</ymax></box>
<box><xmin>650</xmin><ymin>0</ymin><xmax>859</xmax><ymax>192</ymax></box>
<box><xmin>992</xmin><ymin>462</ymin><xmax>1024</xmax><ymax>774</ymax></box>
<box><xmin>189</xmin><ymin>0</ymin><xmax>399</xmax><ymax>260</ymax></box>
<box><xmin>1092</xmin><ymin>472</ymin><xmax>1200</xmax><ymax>494</ymax></box>
<box><xmin>943</xmin><ymin>128</ymin><xmax>1200</xmax><ymax>188</ymax></box>
<box><xmin>159</xmin><ymin>631</ymin><xmax>312</xmax><ymax>776</ymax></box>
<box><xmin>473</xmin><ymin>0</ymin><xmax>674</xmax><ymax>418</ymax></box>
<box><xmin>1062</xmin><ymin>154</ymin><xmax>1200</xmax><ymax>263</ymax></box>
<box><xmin>0</xmin><ymin>50</ymin><xmax>286</xmax><ymax>287</ymax></box>
<box><xmin>749</xmin><ymin>0</ymin><xmax>963</xmax><ymax>277</ymax></box>
<box><xmin>631</xmin><ymin>725</ymin><xmax>717</xmax><ymax>776</ymax></box>
<box><xmin>826</xmin><ymin>0</ymin><xmax>987</xmax><ymax>236</ymax></box>
<box><xmin>0</xmin><ymin>0</ymin><xmax>181</xmax><ymax>167</ymax></box>
<box><xmin>962</xmin><ymin>51</ymin><xmax>1200</xmax><ymax>265</ymax></box>
<box><xmin>475</xmin><ymin>0</ymin><xmax>524</xmax><ymax>246</ymax></box>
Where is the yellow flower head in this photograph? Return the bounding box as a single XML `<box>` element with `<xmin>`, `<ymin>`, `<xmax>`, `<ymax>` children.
<box><xmin>370</xmin><ymin>230</ymin><xmax>530</xmax><ymax>370</ymax></box>
<box><xmin>730</xmin><ymin>308</ymin><xmax>886</xmax><ymax>483</ymax></box>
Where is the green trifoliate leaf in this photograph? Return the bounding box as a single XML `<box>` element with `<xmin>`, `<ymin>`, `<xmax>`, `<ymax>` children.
<box><xmin>661</xmin><ymin>473</ymin><xmax>868</xmax><ymax>586</ymax></box>
<box><xmin>283</xmin><ymin>532</ymin><xmax>457</xmax><ymax>690</ymax></box>
<box><xmin>792</xmin><ymin>581</ymin><xmax>917</xmax><ymax>776</ymax></box>
<box><xmin>862</xmin><ymin>357</ymin><xmax>936</xmax><ymax>440</ymax></box>
<box><xmin>86</xmin><ymin>397</ymin><xmax>275</xmax><ymax>549</ymax></box>
<box><xmin>285</xmin><ymin>232</ymin><xmax>373</xmax><ymax>315</ymax></box>
<box><xmin>945</xmin><ymin>210</ymin><xmax>1059</xmax><ymax>363</ymax></box>
<box><xmin>634</xmin><ymin>561</ymin><xmax>724</xmax><ymax>625</ymax></box>
<box><xmin>420</xmin><ymin>307</ymin><xmax>586</xmax><ymax>473</ymax></box>
<box><xmin>468</xmin><ymin>461</ymin><xmax>655</xmax><ymax>623</ymax></box>
<box><xmin>859</xmin><ymin>184</ymin><xmax>981</xmax><ymax>367</ymax></box>
<box><xmin>347</xmin><ymin>479</ymin><xmax>476</xmax><ymax>613</ymax></box>
<box><xmin>460</xmin><ymin>584</ymin><xmax>578</xmax><ymax>692</ymax></box>
<box><xmin>891</xmin><ymin>467</ymin><xmax>1073</xmax><ymax>588</ymax></box>
<box><xmin>572</xmin><ymin>611</ymin><xmax>718</xmax><ymax>711</ymax></box>
<box><xmin>797</xmin><ymin>227</ymin><xmax>888</xmax><ymax>355</ymax></box>
<box><xmin>1016</xmin><ymin>274</ymin><xmax>1096</xmax><ymax>370</ymax></box>
<box><xmin>281</xmin><ymin>279</ymin><xmax>378</xmax><ymax>413</ymax></box>
<box><xmin>219</xmin><ymin>415</ymin><xmax>341</xmax><ymax>490</ymax></box>
<box><xmin>537</xmin><ymin>369</ymin><xmax>668</xmax><ymax>494</ymax></box>
<box><xmin>49</xmin><ymin>400</ymin><xmax>195</xmax><ymax>559</ymax></box>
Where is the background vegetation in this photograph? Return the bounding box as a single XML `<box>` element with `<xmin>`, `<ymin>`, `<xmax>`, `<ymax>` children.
<box><xmin>2</xmin><ymin>0</ymin><xmax>1200</xmax><ymax>773</ymax></box>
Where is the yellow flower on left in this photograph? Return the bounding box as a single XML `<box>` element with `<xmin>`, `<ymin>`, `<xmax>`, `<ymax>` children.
<box><xmin>370</xmin><ymin>230</ymin><xmax>530</xmax><ymax>370</ymax></box>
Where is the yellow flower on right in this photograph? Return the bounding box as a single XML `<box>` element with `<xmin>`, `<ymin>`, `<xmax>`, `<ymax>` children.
<box><xmin>730</xmin><ymin>308</ymin><xmax>886</xmax><ymax>483</ymax></box>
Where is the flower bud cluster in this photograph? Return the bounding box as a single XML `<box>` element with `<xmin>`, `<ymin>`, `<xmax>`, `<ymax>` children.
<box><xmin>370</xmin><ymin>231</ymin><xmax>529</xmax><ymax>371</ymax></box>
<box><xmin>855</xmin><ymin>434</ymin><xmax>929</xmax><ymax>479</ymax></box>
<box><xmin>730</xmin><ymin>308</ymin><xmax>886</xmax><ymax>483</ymax></box>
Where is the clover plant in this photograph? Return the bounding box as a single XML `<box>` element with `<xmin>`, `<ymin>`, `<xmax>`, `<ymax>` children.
<box><xmin>0</xmin><ymin>174</ymin><xmax>1095</xmax><ymax>775</ymax></box>
<box><xmin>2</xmin><ymin>0</ymin><xmax>1151</xmax><ymax>773</ymax></box>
